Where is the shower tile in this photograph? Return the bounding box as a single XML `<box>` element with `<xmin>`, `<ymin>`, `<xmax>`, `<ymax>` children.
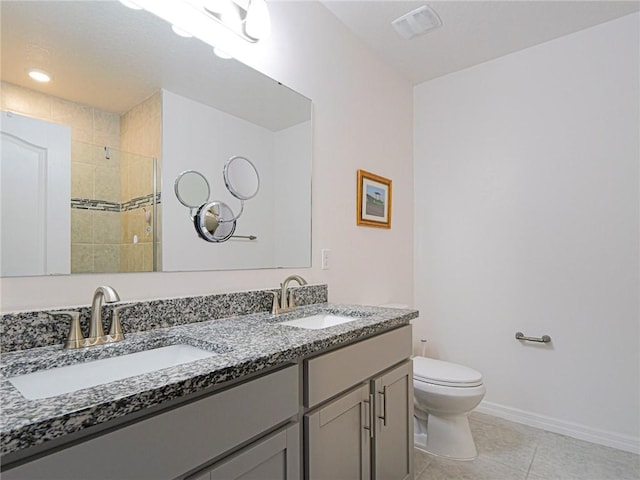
<box><xmin>94</xmin><ymin>165</ymin><xmax>121</xmax><ymax>203</ymax></box>
<box><xmin>130</xmin><ymin>158</ymin><xmax>147</xmax><ymax>198</ymax></box>
<box><xmin>93</xmin><ymin>109</ymin><xmax>120</xmax><ymax>137</ymax></box>
<box><xmin>127</xmin><ymin>209</ymin><xmax>143</xmax><ymax>240</ymax></box>
<box><xmin>71</xmin><ymin>209</ymin><xmax>93</xmax><ymax>244</ymax></box>
<box><xmin>71</xmin><ymin>140</ymin><xmax>94</xmax><ymax>165</ymax></box>
<box><xmin>529</xmin><ymin>430</ymin><xmax>640</xmax><ymax>480</ymax></box>
<box><xmin>93</xmin><ymin>132</ymin><xmax>121</xmax><ymax>153</ymax></box>
<box><xmin>130</xmin><ymin>244</ymin><xmax>145</xmax><ymax>272</ymax></box>
<box><xmin>71</xmin><ymin>244</ymin><xmax>94</xmax><ymax>273</ymax></box>
<box><xmin>51</xmin><ymin>98</ymin><xmax>93</xmax><ymax>139</ymax></box>
<box><xmin>119</xmin><ymin>244</ymin><xmax>132</xmax><ymax>272</ymax></box>
<box><xmin>93</xmin><ymin>211</ymin><xmax>121</xmax><ymax>245</ymax></box>
<box><xmin>143</xmin><ymin>92</ymin><xmax>162</xmax><ymax>120</ymax></box>
<box><xmin>142</xmin><ymin>243</ymin><xmax>154</xmax><ymax>272</ymax></box>
<box><xmin>94</xmin><ymin>245</ymin><xmax>120</xmax><ymax>273</ymax></box>
<box><xmin>71</xmin><ymin>162</ymin><xmax>94</xmax><ymax>199</ymax></box>
<box><xmin>121</xmin><ymin>211</ymin><xmax>132</xmax><ymax>244</ymax></box>
<box><xmin>1</xmin><ymin>82</ymin><xmax>52</xmax><ymax>119</ymax></box>
<box><xmin>155</xmin><ymin>241</ymin><xmax>162</xmax><ymax>271</ymax></box>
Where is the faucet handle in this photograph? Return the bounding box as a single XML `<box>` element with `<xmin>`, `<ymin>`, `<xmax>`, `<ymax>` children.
<box><xmin>50</xmin><ymin>311</ymin><xmax>84</xmax><ymax>349</ymax></box>
<box><xmin>108</xmin><ymin>307</ymin><xmax>125</xmax><ymax>342</ymax></box>
<box><xmin>288</xmin><ymin>291</ymin><xmax>296</xmax><ymax>309</ymax></box>
<box><xmin>271</xmin><ymin>292</ymin><xmax>281</xmax><ymax>315</ymax></box>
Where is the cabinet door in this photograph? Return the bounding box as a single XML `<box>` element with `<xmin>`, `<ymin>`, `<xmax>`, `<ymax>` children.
<box><xmin>305</xmin><ymin>384</ymin><xmax>371</xmax><ymax>480</ymax></box>
<box><xmin>373</xmin><ymin>361</ymin><xmax>413</xmax><ymax>480</ymax></box>
<box><xmin>193</xmin><ymin>423</ymin><xmax>299</xmax><ymax>480</ymax></box>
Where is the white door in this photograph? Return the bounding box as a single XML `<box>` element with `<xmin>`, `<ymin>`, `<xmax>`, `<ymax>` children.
<box><xmin>1</xmin><ymin>111</ymin><xmax>71</xmax><ymax>276</ymax></box>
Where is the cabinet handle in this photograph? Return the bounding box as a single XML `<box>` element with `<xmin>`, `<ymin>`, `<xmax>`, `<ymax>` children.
<box><xmin>363</xmin><ymin>394</ymin><xmax>374</xmax><ymax>438</ymax></box>
<box><xmin>378</xmin><ymin>386</ymin><xmax>387</xmax><ymax>427</ymax></box>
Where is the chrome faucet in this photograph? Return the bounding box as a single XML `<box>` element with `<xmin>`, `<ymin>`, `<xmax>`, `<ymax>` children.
<box><xmin>53</xmin><ymin>286</ymin><xmax>124</xmax><ymax>349</ymax></box>
<box><xmin>272</xmin><ymin>275</ymin><xmax>308</xmax><ymax>314</ymax></box>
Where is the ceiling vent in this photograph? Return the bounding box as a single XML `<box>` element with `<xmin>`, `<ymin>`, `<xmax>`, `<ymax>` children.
<box><xmin>392</xmin><ymin>5</ymin><xmax>442</xmax><ymax>40</ymax></box>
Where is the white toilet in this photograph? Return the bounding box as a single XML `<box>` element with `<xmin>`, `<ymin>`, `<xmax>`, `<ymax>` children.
<box><xmin>413</xmin><ymin>356</ymin><xmax>486</xmax><ymax>460</ymax></box>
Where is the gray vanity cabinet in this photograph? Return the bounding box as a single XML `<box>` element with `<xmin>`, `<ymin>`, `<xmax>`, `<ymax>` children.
<box><xmin>372</xmin><ymin>361</ymin><xmax>413</xmax><ymax>480</ymax></box>
<box><xmin>305</xmin><ymin>384</ymin><xmax>372</xmax><ymax>480</ymax></box>
<box><xmin>3</xmin><ymin>365</ymin><xmax>299</xmax><ymax>480</ymax></box>
<box><xmin>190</xmin><ymin>424</ymin><xmax>299</xmax><ymax>480</ymax></box>
<box><xmin>304</xmin><ymin>325</ymin><xmax>413</xmax><ymax>480</ymax></box>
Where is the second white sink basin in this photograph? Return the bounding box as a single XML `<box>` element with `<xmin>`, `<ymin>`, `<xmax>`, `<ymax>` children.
<box><xmin>8</xmin><ymin>344</ymin><xmax>217</xmax><ymax>400</ymax></box>
<box><xmin>278</xmin><ymin>314</ymin><xmax>360</xmax><ymax>330</ymax></box>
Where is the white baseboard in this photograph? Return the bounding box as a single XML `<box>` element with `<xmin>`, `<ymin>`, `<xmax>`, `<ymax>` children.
<box><xmin>476</xmin><ymin>401</ymin><xmax>640</xmax><ymax>455</ymax></box>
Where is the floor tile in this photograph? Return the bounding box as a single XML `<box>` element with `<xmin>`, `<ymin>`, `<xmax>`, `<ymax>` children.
<box><xmin>469</xmin><ymin>413</ymin><xmax>540</xmax><ymax>472</ymax></box>
<box><xmin>529</xmin><ymin>430</ymin><xmax>640</xmax><ymax>480</ymax></box>
<box><xmin>413</xmin><ymin>448</ymin><xmax>433</xmax><ymax>477</ymax></box>
<box><xmin>414</xmin><ymin>413</ymin><xmax>640</xmax><ymax>480</ymax></box>
<box><xmin>416</xmin><ymin>454</ymin><xmax>528</xmax><ymax>480</ymax></box>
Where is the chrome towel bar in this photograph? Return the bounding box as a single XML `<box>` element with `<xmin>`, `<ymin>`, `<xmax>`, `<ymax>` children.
<box><xmin>515</xmin><ymin>332</ymin><xmax>551</xmax><ymax>343</ymax></box>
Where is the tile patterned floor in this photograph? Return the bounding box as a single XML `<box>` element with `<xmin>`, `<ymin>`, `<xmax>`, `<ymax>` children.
<box><xmin>414</xmin><ymin>412</ymin><xmax>640</xmax><ymax>479</ymax></box>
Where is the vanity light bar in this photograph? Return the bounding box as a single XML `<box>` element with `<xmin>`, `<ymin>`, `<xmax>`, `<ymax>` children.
<box><xmin>129</xmin><ymin>0</ymin><xmax>270</xmax><ymax>58</ymax></box>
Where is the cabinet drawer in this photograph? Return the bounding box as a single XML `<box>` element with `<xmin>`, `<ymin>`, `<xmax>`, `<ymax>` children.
<box><xmin>4</xmin><ymin>365</ymin><xmax>299</xmax><ymax>480</ymax></box>
<box><xmin>305</xmin><ymin>325</ymin><xmax>411</xmax><ymax>408</ymax></box>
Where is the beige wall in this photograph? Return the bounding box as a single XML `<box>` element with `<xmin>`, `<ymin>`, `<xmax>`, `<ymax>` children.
<box><xmin>0</xmin><ymin>2</ymin><xmax>414</xmax><ymax>311</ymax></box>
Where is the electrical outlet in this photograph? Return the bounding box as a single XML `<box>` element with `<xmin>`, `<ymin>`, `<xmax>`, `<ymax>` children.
<box><xmin>321</xmin><ymin>249</ymin><xmax>331</xmax><ymax>270</ymax></box>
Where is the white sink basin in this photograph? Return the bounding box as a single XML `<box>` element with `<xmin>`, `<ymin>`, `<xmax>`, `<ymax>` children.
<box><xmin>8</xmin><ymin>344</ymin><xmax>217</xmax><ymax>400</ymax></box>
<box><xmin>278</xmin><ymin>314</ymin><xmax>360</xmax><ymax>330</ymax></box>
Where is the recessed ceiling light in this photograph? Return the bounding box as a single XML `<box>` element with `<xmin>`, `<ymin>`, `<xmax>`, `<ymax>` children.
<box><xmin>28</xmin><ymin>69</ymin><xmax>52</xmax><ymax>83</ymax></box>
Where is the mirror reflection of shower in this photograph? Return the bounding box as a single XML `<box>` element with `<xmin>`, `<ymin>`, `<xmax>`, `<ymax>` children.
<box><xmin>174</xmin><ymin>156</ymin><xmax>260</xmax><ymax>243</ymax></box>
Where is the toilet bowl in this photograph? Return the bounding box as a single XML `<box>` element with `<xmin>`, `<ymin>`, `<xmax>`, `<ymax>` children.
<box><xmin>413</xmin><ymin>356</ymin><xmax>485</xmax><ymax>460</ymax></box>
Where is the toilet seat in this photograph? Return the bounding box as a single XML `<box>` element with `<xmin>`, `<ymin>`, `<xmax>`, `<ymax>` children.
<box><xmin>414</xmin><ymin>356</ymin><xmax>483</xmax><ymax>387</ymax></box>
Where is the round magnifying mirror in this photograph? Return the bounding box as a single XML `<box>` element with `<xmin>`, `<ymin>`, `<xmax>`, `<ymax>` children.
<box><xmin>223</xmin><ymin>156</ymin><xmax>260</xmax><ymax>200</ymax></box>
<box><xmin>175</xmin><ymin>170</ymin><xmax>210</xmax><ymax>208</ymax></box>
<box><xmin>194</xmin><ymin>201</ymin><xmax>236</xmax><ymax>242</ymax></box>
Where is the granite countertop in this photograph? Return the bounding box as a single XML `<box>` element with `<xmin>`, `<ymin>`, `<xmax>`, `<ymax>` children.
<box><xmin>0</xmin><ymin>303</ymin><xmax>417</xmax><ymax>458</ymax></box>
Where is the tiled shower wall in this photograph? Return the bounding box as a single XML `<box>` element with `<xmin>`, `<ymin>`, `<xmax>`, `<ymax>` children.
<box><xmin>120</xmin><ymin>92</ymin><xmax>162</xmax><ymax>272</ymax></box>
<box><xmin>0</xmin><ymin>81</ymin><xmax>159</xmax><ymax>273</ymax></box>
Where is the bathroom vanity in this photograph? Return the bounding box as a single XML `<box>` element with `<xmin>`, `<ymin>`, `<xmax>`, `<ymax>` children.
<box><xmin>0</xmin><ymin>287</ymin><xmax>417</xmax><ymax>480</ymax></box>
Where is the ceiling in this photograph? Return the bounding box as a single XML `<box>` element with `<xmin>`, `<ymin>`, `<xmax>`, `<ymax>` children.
<box><xmin>0</xmin><ymin>1</ymin><xmax>310</xmax><ymax>130</ymax></box>
<box><xmin>322</xmin><ymin>0</ymin><xmax>640</xmax><ymax>84</ymax></box>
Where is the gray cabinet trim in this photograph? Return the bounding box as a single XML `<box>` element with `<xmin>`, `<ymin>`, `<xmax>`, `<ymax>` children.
<box><xmin>305</xmin><ymin>325</ymin><xmax>412</xmax><ymax>408</ymax></box>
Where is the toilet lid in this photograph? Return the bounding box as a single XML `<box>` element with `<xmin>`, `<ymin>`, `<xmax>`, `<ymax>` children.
<box><xmin>413</xmin><ymin>357</ymin><xmax>483</xmax><ymax>387</ymax></box>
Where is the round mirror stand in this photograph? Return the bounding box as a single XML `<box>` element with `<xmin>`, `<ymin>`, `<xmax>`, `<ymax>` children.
<box><xmin>174</xmin><ymin>157</ymin><xmax>260</xmax><ymax>243</ymax></box>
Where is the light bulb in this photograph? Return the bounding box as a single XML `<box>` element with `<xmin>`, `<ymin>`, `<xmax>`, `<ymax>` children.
<box><xmin>28</xmin><ymin>69</ymin><xmax>51</xmax><ymax>83</ymax></box>
<box><xmin>245</xmin><ymin>0</ymin><xmax>271</xmax><ymax>40</ymax></box>
<box><xmin>220</xmin><ymin>2</ymin><xmax>242</xmax><ymax>35</ymax></box>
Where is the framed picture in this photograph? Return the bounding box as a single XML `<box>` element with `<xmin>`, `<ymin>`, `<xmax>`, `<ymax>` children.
<box><xmin>357</xmin><ymin>169</ymin><xmax>392</xmax><ymax>228</ymax></box>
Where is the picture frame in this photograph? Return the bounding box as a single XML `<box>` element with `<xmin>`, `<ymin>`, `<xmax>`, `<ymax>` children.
<box><xmin>357</xmin><ymin>169</ymin><xmax>392</xmax><ymax>228</ymax></box>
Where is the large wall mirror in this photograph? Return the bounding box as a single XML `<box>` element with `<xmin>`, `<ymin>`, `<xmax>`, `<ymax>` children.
<box><xmin>0</xmin><ymin>1</ymin><xmax>312</xmax><ymax>276</ymax></box>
